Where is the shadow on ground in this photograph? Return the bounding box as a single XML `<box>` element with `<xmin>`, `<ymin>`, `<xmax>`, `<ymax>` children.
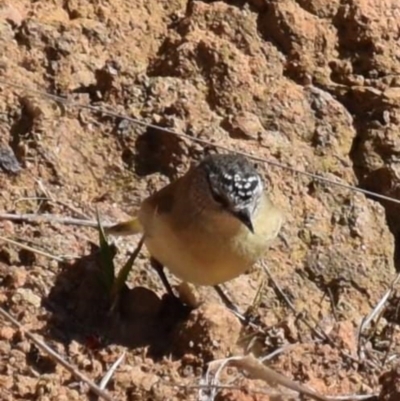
<box><xmin>42</xmin><ymin>245</ymin><xmax>191</xmax><ymax>357</ymax></box>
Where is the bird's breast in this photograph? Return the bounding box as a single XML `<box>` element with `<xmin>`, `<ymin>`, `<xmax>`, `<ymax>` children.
<box><xmin>141</xmin><ymin>200</ymin><xmax>282</xmax><ymax>286</ymax></box>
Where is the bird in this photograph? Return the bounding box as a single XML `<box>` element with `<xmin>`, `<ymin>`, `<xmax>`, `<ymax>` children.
<box><xmin>105</xmin><ymin>153</ymin><xmax>284</xmax><ymax>311</ymax></box>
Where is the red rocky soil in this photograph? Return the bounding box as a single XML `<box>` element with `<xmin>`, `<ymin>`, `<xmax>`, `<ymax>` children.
<box><xmin>1</xmin><ymin>0</ymin><xmax>400</xmax><ymax>400</ymax></box>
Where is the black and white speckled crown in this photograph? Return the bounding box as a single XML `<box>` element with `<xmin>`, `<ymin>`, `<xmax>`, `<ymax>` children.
<box><xmin>201</xmin><ymin>154</ymin><xmax>263</xmax><ymax>209</ymax></box>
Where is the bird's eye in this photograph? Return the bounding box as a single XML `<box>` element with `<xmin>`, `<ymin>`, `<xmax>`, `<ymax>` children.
<box><xmin>210</xmin><ymin>189</ymin><xmax>229</xmax><ymax>208</ymax></box>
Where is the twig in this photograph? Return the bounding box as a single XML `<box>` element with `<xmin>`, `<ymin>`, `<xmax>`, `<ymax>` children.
<box><xmin>357</xmin><ymin>272</ymin><xmax>400</xmax><ymax>364</ymax></box>
<box><xmin>13</xmin><ymin>197</ymin><xmax>50</xmax><ymax>206</ymax></box>
<box><xmin>358</xmin><ymin>272</ymin><xmax>400</xmax><ymax>335</ymax></box>
<box><xmin>0</xmin><ymin>234</ymin><xmax>72</xmax><ymax>262</ymax></box>
<box><xmin>99</xmin><ymin>351</ymin><xmax>126</xmax><ymax>390</ymax></box>
<box><xmin>34</xmin><ymin>178</ymin><xmax>91</xmax><ymax>220</ymax></box>
<box><xmin>382</xmin><ymin>294</ymin><xmax>400</xmax><ymax>366</ymax></box>
<box><xmin>0</xmin><ymin>306</ymin><xmax>116</xmax><ymax>401</ymax></box>
<box><xmin>175</xmin><ymin>382</ymin><xmax>301</xmax><ymax>398</ymax></box>
<box><xmin>245</xmin><ymin>277</ymin><xmax>266</xmax><ymax>317</ymax></box>
<box><xmin>260</xmin><ymin>343</ymin><xmax>301</xmax><ymax>362</ymax></box>
<box><xmin>55</xmin><ymin>200</ymin><xmax>91</xmax><ymax>220</ymax></box>
<box><xmin>14</xmin><ymin>235</ymin><xmax>81</xmax><ymax>260</ymax></box>
<box><xmin>262</xmin><ymin>262</ymin><xmax>378</xmax><ymax>369</ymax></box>
<box><xmin>0</xmin><ymin>212</ymin><xmax>106</xmax><ymax>229</ymax></box>
<box><xmin>203</xmin><ymin>354</ymin><xmax>376</xmax><ymax>401</ymax></box>
<box><xmin>232</xmin><ymin>355</ymin><xmax>330</xmax><ymax>401</ymax></box>
<box><xmin>201</xmin><ymin>356</ymin><xmax>243</xmax><ymax>401</ymax></box>
<box><xmin>262</xmin><ymin>262</ymin><xmax>330</xmax><ymax>341</ymax></box>
<box><xmin>36</xmin><ymin>178</ymin><xmax>54</xmax><ymax>202</ymax></box>
<box><xmin>13</xmin><ymin>194</ymin><xmax>91</xmax><ymax>220</ymax></box>
<box><xmin>183</xmin><ymin>383</ymin><xmax>377</xmax><ymax>401</ymax></box>
<box><xmin>232</xmin><ymin>355</ymin><xmax>378</xmax><ymax>401</ymax></box>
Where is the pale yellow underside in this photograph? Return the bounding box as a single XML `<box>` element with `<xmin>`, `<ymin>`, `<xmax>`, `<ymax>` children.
<box><xmin>141</xmin><ymin>193</ymin><xmax>283</xmax><ymax>286</ymax></box>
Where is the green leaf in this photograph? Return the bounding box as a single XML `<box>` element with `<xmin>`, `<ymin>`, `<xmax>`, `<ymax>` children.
<box><xmin>96</xmin><ymin>208</ymin><xmax>115</xmax><ymax>294</ymax></box>
<box><xmin>111</xmin><ymin>235</ymin><xmax>144</xmax><ymax>299</ymax></box>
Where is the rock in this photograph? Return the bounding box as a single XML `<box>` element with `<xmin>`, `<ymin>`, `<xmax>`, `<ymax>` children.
<box><xmin>14</xmin><ymin>288</ymin><xmax>41</xmax><ymax>308</ymax></box>
<box><xmin>172</xmin><ymin>302</ymin><xmax>241</xmax><ymax>361</ymax></box>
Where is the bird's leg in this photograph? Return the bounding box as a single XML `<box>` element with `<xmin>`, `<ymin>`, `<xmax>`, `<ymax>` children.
<box><xmin>150</xmin><ymin>260</ymin><xmax>251</xmax><ymax>324</ymax></box>
<box><xmin>150</xmin><ymin>257</ymin><xmax>176</xmax><ymax>298</ymax></box>
<box><xmin>150</xmin><ymin>258</ymin><xmax>193</xmax><ymax>320</ymax></box>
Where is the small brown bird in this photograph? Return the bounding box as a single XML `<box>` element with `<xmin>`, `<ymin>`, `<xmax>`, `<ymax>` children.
<box><xmin>106</xmin><ymin>153</ymin><xmax>284</xmax><ymax>308</ymax></box>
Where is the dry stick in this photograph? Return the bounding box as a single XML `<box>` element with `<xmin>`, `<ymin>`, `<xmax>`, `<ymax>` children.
<box><xmin>211</xmin><ymin>354</ymin><xmax>376</xmax><ymax>401</ymax></box>
<box><xmin>0</xmin><ymin>306</ymin><xmax>116</xmax><ymax>401</ymax></box>
<box><xmin>13</xmin><ymin>196</ymin><xmax>50</xmax><ymax>205</ymax></box>
<box><xmin>231</xmin><ymin>355</ymin><xmax>328</xmax><ymax>401</ymax></box>
<box><xmin>359</xmin><ymin>272</ymin><xmax>400</xmax><ymax>334</ymax></box>
<box><xmin>202</xmin><ymin>355</ymin><xmax>377</xmax><ymax>401</ymax></box>
<box><xmin>234</xmin><ymin>355</ymin><xmax>378</xmax><ymax>401</ymax></box>
<box><xmin>0</xmin><ymin>234</ymin><xmax>71</xmax><ymax>262</ymax></box>
<box><xmin>327</xmin><ymin>395</ymin><xmax>378</xmax><ymax>401</ymax></box>
<box><xmin>383</xmin><ymin>296</ymin><xmax>400</xmax><ymax>366</ymax></box>
<box><xmin>0</xmin><ymin>212</ymin><xmax>108</xmax><ymax>229</ymax></box>
<box><xmin>183</xmin><ymin>383</ymin><xmax>300</xmax><ymax>398</ymax></box>
<box><xmin>262</xmin><ymin>262</ymin><xmax>330</xmax><ymax>341</ymax></box>
<box><xmin>54</xmin><ymin>200</ymin><xmax>91</xmax><ymax>220</ymax></box>
<box><xmin>260</xmin><ymin>342</ymin><xmax>302</xmax><ymax>362</ymax></box>
<box><xmin>99</xmin><ymin>351</ymin><xmax>126</xmax><ymax>390</ymax></box>
<box><xmin>13</xmin><ymin>235</ymin><xmax>81</xmax><ymax>260</ymax></box>
<box><xmin>261</xmin><ymin>262</ymin><xmax>379</xmax><ymax>370</ymax></box>
<box><xmin>357</xmin><ymin>272</ymin><xmax>400</xmax><ymax>365</ymax></box>
<box><xmin>1</xmin><ymin>79</ymin><xmax>400</xmax><ymax>207</ymax></box>
<box><xmin>34</xmin><ymin>177</ymin><xmax>92</xmax><ymax>220</ymax></box>
<box><xmin>190</xmin><ymin>384</ymin><xmax>375</xmax><ymax>401</ymax></box>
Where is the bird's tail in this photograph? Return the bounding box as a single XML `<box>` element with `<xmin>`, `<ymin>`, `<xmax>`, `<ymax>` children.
<box><xmin>104</xmin><ymin>217</ymin><xmax>143</xmax><ymax>236</ymax></box>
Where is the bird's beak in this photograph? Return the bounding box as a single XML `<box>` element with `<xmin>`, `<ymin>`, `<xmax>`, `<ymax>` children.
<box><xmin>233</xmin><ymin>208</ymin><xmax>254</xmax><ymax>233</ymax></box>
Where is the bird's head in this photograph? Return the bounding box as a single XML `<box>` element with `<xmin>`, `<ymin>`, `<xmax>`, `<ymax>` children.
<box><xmin>201</xmin><ymin>154</ymin><xmax>264</xmax><ymax>233</ymax></box>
